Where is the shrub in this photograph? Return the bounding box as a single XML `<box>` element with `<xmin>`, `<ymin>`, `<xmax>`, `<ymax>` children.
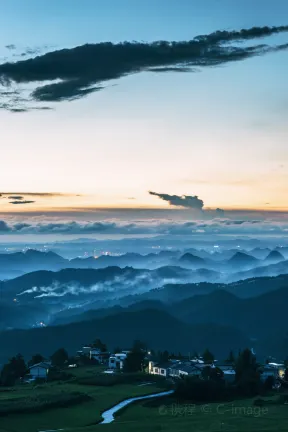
<box><xmin>48</xmin><ymin>370</ymin><xmax>74</xmax><ymax>382</ymax></box>
<box><xmin>175</xmin><ymin>376</ymin><xmax>237</xmax><ymax>402</ymax></box>
<box><xmin>0</xmin><ymin>392</ymin><xmax>91</xmax><ymax>416</ymax></box>
<box><xmin>253</xmin><ymin>398</ymin><xmax>264</xmax><ymax>407</ymax></box>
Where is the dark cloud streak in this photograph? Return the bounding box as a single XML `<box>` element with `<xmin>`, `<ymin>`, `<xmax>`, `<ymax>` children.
<box><xmin>0</xmin><ymin>26</ymin><xmax>287</xmax><ymax>107</ymax></box>
<box><xmin>149</xmin><ymin>191</ymin><xmax>204</xmax><ymax>210</ymax></box>
<box><xmin>1</xmin><ymin>192</ymin><xmax>69</xmax><ymax>197</ymax></box>
<box><xmin>9</xmin><ymin>200</ymin><xmax>35</xmax><ymax>205</ymax></box>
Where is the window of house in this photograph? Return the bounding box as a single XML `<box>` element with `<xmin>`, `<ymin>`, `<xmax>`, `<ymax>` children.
<box><xmin>154</xmin><ymin>368</ymin><xmax>159</xmax><ymax>373</ymax></box>
<box><xmin>160</xmin><ymin>369</ymin><xmax>165</xmax><ymax>374</ymax></box>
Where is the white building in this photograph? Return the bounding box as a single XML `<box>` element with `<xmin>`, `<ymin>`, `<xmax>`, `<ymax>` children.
<box><xmin>260</xmin><ymin>363</ymin><xmax>285</xmax><ymax>381</ymax></box>
<box><xmin>90</xmin><ymin>348</ymin><xmax>110</xmax><ymax>363</ymax></box>
<box><xmin>77</xmin><ymin>346</ymin><xmax>110</xmax><ymax>364</ymax></box>
<box><xmin>148</xmin><ymin>361</ymin><xmax>172</xmax><ymax>377</ymax></box>
<box><xmin>109</xmin><ymin>352</ymin><xmax>128</xmax><ymax>369</ymax></box>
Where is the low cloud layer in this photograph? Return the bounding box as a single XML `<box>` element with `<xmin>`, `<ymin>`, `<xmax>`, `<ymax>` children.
<box><xmin>0</xmin><ymin>217</ymin><xmax>288</xmax><ymax>237</ymax></box>
<box><xmin>0</xmin><ymin>25</ymin><xmax>287</xmax><ymax>110</ymax></box>
<box><xmin>149</xmin><ymin>191</ymin><xmax>204</xmax><ymax>210</ymax></box>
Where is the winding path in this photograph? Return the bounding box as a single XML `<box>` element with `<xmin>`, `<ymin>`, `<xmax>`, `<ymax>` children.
<box><xmin>100</xmin><ymin>390</ymin><xmax>174</xmax><ymax>424</ymax></box>
<box><xmin>39</xmin><ymin>390</ymin><xmax>174</xmax><ymax>431</ymax></box>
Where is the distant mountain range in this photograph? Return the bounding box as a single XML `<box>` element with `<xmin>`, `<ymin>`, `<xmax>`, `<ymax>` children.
<box><xmin>0</xmin><ymin>248</ymin><xmax>286</xmax><ymax>281</ymax></box>
<box><xmin>2</xmin><ymin>264</ymin><xmax>288</xmax><ymax>331</ymax></box>
<box><xmin>53</xmin><ymin>282</ymin><xmax>288</xmax><ymax>336</ymax></box>
<box><xmin>1</xmin><ymin>247</ymin><xmax>288</xmax><ymax>348</ymax></box>
<box><xmin>0</xmin><ymin>308</ymin><xmax>250</xmax><ymax>364</ymax></box>
<box><xmin>1</xmin><ymin>286</ymin><xmax>288</xmax><ymax>363</ymax></box>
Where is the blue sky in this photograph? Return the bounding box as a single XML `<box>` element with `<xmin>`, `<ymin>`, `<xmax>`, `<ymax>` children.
<box><xmin>1</xmin><ymin>0</ymin><xmax>288</xmax><ymax>45</ymax></box>
<box><xmin>0</xmin><ymin>0</ymin><xmax>288</xmax><ymax>218</ymax></box>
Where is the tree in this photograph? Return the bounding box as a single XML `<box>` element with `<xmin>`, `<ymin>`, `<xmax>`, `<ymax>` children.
<box><xmin>91</xmin><ymin>338</ymin><xmax>107</xmax><ymax>352</ymax></box>
<box><xmin>264</xmin><ymin>375</ymin><xmax>275</xmax><ymax>390</ymax></box>
<box><xmin>123</xmin><ymin>340</ymin><xmax>146</xmax><ymax>373</ymax></box>
<box><xmin>158</xmin><ymin>350</ymin><xmax>169</xmax><ymax>362</ymax></box>
<box><xmin>201</xmin><ymin>365</ymin><xmax>224</xmax><ymax>382</ymax></box>
<box><xmin>202</xmin><ymin>349</ymin><xmax>215</xmax><ymax>364</ymax></box>
<box><xmin>285</xmin><ymin>367</ymin><xmax>288</xmax><ymax>382</ymax></box>
<box><xmin>175</xmin><ymin>376</ymin><xmax>228</xmax><ymax>402</ymax></box>
<box><xmin>225</xmin><ymin>350</ymin><xmax>235</xmax><ymax>365</ymax></box>
<box><xmin>1</xmin><ymin>354</ymin><xmax>27</xmax><ymax>386</ymax></box>
<box><xmin>51</xmin><ymin>348</ymin><xmax>68</xmax><ymax>368</ymax></box>
<box><xmin>235</xmin><ymin>348</ymin><xmax>260</xmax><ymax>395</ymax></box>
<box><xmin>28</xmin><ymin>353</ymin><xmax>45</xmax><ymax>367</ymax></box>
<box><xmin>192</xmin><ymin>351</ymin><xmax>200</xmax><ymax>360</ymax></box>
<box><xmin>132</xmin><ymin>339</ymin><xmax>147</xmax><ymax>352</ymax></box>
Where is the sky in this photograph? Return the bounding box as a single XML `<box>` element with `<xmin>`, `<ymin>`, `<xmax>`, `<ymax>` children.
<box><xmin>0</xmin><ymin>0</ymin><xmax>288</xmax><ymax>227</ymax></box>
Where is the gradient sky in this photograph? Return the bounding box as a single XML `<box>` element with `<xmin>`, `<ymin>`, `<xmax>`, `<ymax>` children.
<box><xmin>1</xmin><ymin>0</ymin><xmax>288</xmax><ymax>215</ymax></box>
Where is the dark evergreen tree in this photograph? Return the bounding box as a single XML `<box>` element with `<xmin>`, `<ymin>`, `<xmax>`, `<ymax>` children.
<box><xmin>123</xmin><ymin>340</ymin><xmax>146</xmax><ymax>373</ymax></box>
<box><xmin>235</xmin><ymin>348</ymin><xmax>260</xmax><ymax>395</ymax></box>
<box><xmin>1</xmin><ymin>354</ymin><xmax>27</xmax><ymax>386</ymax></box>
<box><xmin>159</xmin><ymin>350</ymin><xmax>169</xmax><ymax>362</ymax></box>
<box><xmin>225</xmin><ymin>350</ymin><xmax>235</xmax><ymax>365</ymax></box>
<box><xmin>51</xmin><ymin>348</ymin><xmax>69</xmax><ymax>368</ymax></box>
<box><xmin>202</xmin><ymin>348</ymin><xmax>215</xmax><ymax>364</ymax></box>
<box><xmin>28</xmin><ymin>353</ymin><xmax>45</xmax><ymax>367</ymax></box>
<box><xmin>91</xmin><ymin>338</ymin><xmax>107</xmax><ymax>352</ymax></box>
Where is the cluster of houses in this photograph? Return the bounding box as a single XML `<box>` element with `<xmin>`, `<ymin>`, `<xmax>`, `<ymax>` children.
<box><xmin>76</xmin><ymin>346</ymin><xmax>130</xmax><ymax>369</ymax></box>
<box><xmin>25</xmin><ymin>345</ymin><xmax>286</xmax><ymax>386</ymax></box>
<box><xmin>148</xmin><ymin>358</ymin><xmax>286</xmax><ymax>383</ymax></box>
<box><xmin>26</xmin><ymin>346</ymin><xmax>130</xmax><ymax>381</ymax></box>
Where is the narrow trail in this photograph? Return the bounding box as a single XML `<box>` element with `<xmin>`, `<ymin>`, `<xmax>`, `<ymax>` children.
<box><xmin>39</xmin><ymin>390</ymin><xmax>174</xmax><ymax>431</ymax></box>
<box><xmin>100</xmin><ymin>390</ymin><xmax>174</xmax><ymax>424</ymax></box>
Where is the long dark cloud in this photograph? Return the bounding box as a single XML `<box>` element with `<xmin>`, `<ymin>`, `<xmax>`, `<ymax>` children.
<box><xmin>8</xmin><ymin>196</ymin><xmax>24</xmax><ymax>200</ymax></box>
<box><xmin>9</xmin><ymin>200</ymin><xmax>35</xmax><ymax>205</ymax></box>
<box><xmin>0</xmin><ymin>25</ymin><xmax>287</xmax><ymax>109</ymax></box>
<box><xmin>149</xmin><ymin>191</ymin><xmax>204</xmax><ymax>210</ymax></box>
<box><xmin>1</xmin><ymin>192</ymin><xmax>68</xmax><ymax>197</ymax></box>
<box><xmin>5</xmin><ymin>44</ymin><xmax>16</xmax><ymax>51</ymax></box>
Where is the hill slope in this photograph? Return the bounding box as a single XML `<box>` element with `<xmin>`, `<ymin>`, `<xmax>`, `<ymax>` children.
<box><xmin>0</xmin><ymin>309</ymin><xmax>249</xmax><ymax>363</ymax></box>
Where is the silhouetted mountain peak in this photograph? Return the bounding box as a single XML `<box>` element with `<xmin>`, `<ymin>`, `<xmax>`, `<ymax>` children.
<box><xmin>179</xmin><ymin>253</ymin><xmax>206</xmax><ymax>264</ymax></box>
<box><xmin>265</xmin><ymin>250</ymin><xmax>285</xmax><ymax>262</ymax></box>
<box><xmin>25</xmin><ymin>249</ymin><xmax>42</xmax><ymax>256</ymax></box>
<box><xmin>229</xmin><ymin>251</ymin><xmax>258</xmax><ymax>263</ymax></box>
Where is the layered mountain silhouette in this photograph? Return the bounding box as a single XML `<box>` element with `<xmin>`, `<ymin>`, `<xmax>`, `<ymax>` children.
<box><xmin>264</xmin><ymin>250</ymin><xmax>285</xmax><ymax>263</ymax></box>
<box><xmin>0</xmin><ymin>308</ymin><xmax>249</xmax><ymax>364</ymax></box>
<box><xmin>1</xmin><ymin>265</ymin><xmax>194</xmax><ymax>302</ymax></box>
<box><xmin>179</xmin><ymin>253</ymin><xmax>207</xmax><ymax>267</ymax></box>
<box><xmin>54</xmin><ymin>286</ymin><xmax>288</xmax><ymax>339</ymax></box>
<box><xmin>228</xmin><ymin>251</ymin><xmax>259</xmax><ymax>266</ymax></box>
<box><xmin>1</xmin><ymin>248</ymin><xmax>287</xmax><ymax>282</ymax></box>
<box><xmin>1</xmin><ymin>285</ymin><xmax>288</xmax><ymax>363</ymax></box>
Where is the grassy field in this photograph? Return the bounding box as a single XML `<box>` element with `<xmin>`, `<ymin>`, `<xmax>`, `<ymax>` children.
<box><xmin>67</xmin><ymin>396</ymin><xmax>288</xmax><ymax>432</ymax></box>
<box><xmin>0</xmin><ymin>366</ymin><xmax>165</xmax><ymax>432</ymax></box>
<box><xmin>1</xmin><ymin>367</ymin><xmax>288</xmax><ymax>432</ymax></box>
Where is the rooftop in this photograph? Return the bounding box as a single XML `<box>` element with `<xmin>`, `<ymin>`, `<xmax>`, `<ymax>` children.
<box><xmin>29</xmin><ymin>362</ymin><xmax>51</xmax><ymax>369</ymax></box>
